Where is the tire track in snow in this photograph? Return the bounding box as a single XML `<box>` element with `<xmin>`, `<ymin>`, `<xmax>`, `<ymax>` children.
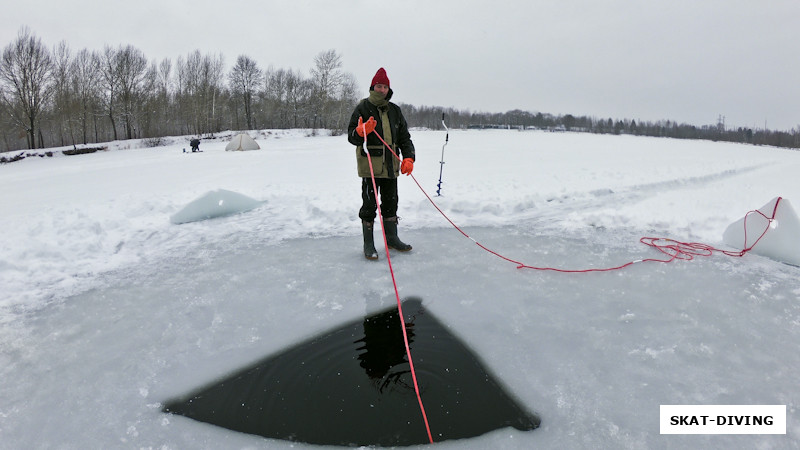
<box><xmin>529</xmin><ymin>163</ymin><xmax>773</xmax><ymax>228</ymax></box>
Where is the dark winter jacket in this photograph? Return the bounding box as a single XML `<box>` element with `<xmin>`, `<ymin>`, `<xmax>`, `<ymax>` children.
<box><xmin>348</xmin><ymin>90</ymin><xmax>415</xmax><ymax>179</ymax></box>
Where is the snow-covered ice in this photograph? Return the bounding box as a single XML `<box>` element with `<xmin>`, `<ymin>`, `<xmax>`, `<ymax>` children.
<box><xmin>1</xmin><ymin>129</ymin><xmax>798</xmax><ymax>448</ymax></box>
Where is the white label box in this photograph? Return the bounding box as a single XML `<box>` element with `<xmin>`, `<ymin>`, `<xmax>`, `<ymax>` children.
<box><xmin>660</xmin><ymin>405</ymin><xmax>786</xmax><ymax>434</ymax></box>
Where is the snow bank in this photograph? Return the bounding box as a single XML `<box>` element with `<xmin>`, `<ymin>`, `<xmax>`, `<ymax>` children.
<box><xmin>169</xmin><ymin>189</ymin><xmax>263</xmax><ymax>224</ymax></box>
<box><xmin>723</xmin><ymin>197</ymin><xmax>800</xmax><ymax>266</ymax></box>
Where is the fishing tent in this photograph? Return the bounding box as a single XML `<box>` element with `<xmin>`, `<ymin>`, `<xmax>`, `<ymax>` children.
<box><xmin>225</xmin><ymin>133</ymin><xmax>261</xmax><ymax>151</ymax></box>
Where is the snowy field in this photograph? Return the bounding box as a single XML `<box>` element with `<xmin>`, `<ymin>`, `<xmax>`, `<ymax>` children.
<box><xmin>1</xmin><ymin>129</ymin><xmax>799</xmax><ymax>449</ymax></box>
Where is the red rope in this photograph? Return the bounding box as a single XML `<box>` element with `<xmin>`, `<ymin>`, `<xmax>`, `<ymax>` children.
<box><xmin>361</xmin><ymin>123</ymin><xmax>434</xmax><ymax>444</ymax></box>
<box><xmin>368</xmin><ymin>129</ymin><xmax>780</xmax><ymax>273</ymax></box>
<box><xmin>360</xmin><ymin>124</ymin><xmax>779</xmax><ymax>443</ymax></box>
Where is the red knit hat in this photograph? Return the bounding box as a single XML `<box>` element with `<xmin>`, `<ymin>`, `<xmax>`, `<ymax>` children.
<box><xmin>370</xmin><ymin>68</ymin><xmax>390</xmax><ymax>88</ymax></box>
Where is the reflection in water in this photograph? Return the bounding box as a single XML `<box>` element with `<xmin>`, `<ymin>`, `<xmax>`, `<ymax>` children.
<box><xmin>355</xmin><ymin>306</ymin><xmax>415</xmax><ymax>393</ymax></box>
<box><xmin>162</xmin><ymin>298</ymin><xmax>540</xmax><ymax>446</ymax></box>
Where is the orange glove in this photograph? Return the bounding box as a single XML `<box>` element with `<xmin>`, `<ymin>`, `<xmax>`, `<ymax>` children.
<box><xmin>401</xmin><ymin>158</ymin><xmax>414</xmax><ymax>175</ymax></box>
<box><xmin>356</xmin><ymin>116</ymin><xmax>377</xmax><ymax>137</ymax></box>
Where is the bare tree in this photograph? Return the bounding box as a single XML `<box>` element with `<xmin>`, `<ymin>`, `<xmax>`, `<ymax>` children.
<box><xmin>0</xmin><ymin>27</ymin><xmax>53</xmax><ymax>149</ymax></box>
<box><xmin>136</xmin><ymin>60</ymin><xmax>160</xmax><ymax>137</ymax></box>
<box><xmin>334</xmin><ymin>71</ymin><xmax>358</xmax><ymax>133</ymax></box>
<box><xmin>310</xmin><ymin>49</ymin><xmax>343</xmax><ymax>129</ymax></box>
<box><xmin>286</xmin><ymin>69</ymin><xmax>311</xmax><ymax>128</ymax></box>
<box><xmin>70</xmin><ymin>48</ymin><xmax>100</xmax><ymax>144</ymax></box>
<box><xmin>98</xmin><ymin>46</ymin><xmax>120</xmax><ymax>140</ymax></box>
<box><xmin>157</xmin><ymin>58</ymin><xmax>172</xmax><ymax>95</ymax></box>
<box><xmin>156</xmin><ymin>58</ymin><xmax>173</xmax><ymax>134</ymax></box>
<box><xmin>263</xmin><ymin>66</ymin><xmax>305</xmax><ymax>128</ymax></box>
<box><xmin>202</xmin><ymin>53</ymin><xmax>225</xmax><ymax>133</ymax></box>
<box><xmin>176</xmin><ymin>50</ymin><xmax>225</xmax><ymax>134</ymax></box>
<box><xmin>261</xmin><ymin>66</ymin><xmax>283</xmax><ymax>128</ymax></box>
<box><xmin>174</xmin><ymin>54</ymin><xmax>190</xmax><ymax>134</ymax></box>
<box><xmin>51</xmin><ymin>40</ymin><xmax>74</xmax><ymax>146</ymax></box>
<box><xmin>116</xmin><ymin>45</ymin><xmax>148</xmax><ymax>139</ymax></box>
<box><xmin>229</xmin><ymin>54</ymin><xmax>263</xmax><ymax>130</ymax></box>
<box><xmin>0</xmin><ymin>84</ymin><xmax>14</xmax><ymax>151</ymax></box>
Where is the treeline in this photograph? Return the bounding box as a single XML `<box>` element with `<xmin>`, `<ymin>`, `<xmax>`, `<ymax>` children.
<box><xmin>2</xmin><ymin>27</ymin><xmax>798</xmax><ymax>153</ymax></box>
<box><xmin>0</xmin><ymin>27</ymin><xmax>358</xmax><ymax>152</ymax></box>
<box><xmin>401</xmin><ymin>107</ymin><xmax>800</xmax><ymax>149</ymax></box>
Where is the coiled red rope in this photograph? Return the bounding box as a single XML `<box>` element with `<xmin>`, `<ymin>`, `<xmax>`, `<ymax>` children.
<box><xmin>368</xmin><ymin>129</ymin><xmax>780</xmax><ymax>273</ymax></box>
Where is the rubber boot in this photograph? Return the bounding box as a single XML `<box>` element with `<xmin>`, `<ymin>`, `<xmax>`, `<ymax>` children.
<box><xmin>384</xmin><ymin>217</ymin><xmax>412</xmax><ymax>252</ymax></box>
<box><xmin>362</xmin><ymin>221</ymin><xmax>378</xmax><ymax>260</ymax></box>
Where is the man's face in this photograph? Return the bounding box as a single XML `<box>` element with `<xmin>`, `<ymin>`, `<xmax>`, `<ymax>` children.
<box><xmin>374</xmin><ymin>84</ymin><xmax>389</xmax><ymax>97</ymax></box>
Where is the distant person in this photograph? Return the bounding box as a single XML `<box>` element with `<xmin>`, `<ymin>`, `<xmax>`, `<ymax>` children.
<box><xmin>348</xmin><ymin>68</ymin><xmax>416</xmax><ymax>260</ymax></box>
<box><xmin>190</xmin><ymin>138</ymin><xmax>201</xmax><ymax>152</ymax></box>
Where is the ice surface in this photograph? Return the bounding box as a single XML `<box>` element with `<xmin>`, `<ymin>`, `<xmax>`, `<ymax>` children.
<box><xmin>169</xmin><ymin>189</ymin><xmax>262</xmax><ymax>224</ymax></box>
<box><xmin>723</xmin><ymin>197</ymin><xmax>800</xmax><ymax>266</ymax></box>
<box><xmin>1</xmin><ymin>129</ymin><xmax>799</xmax><ymax>449</ymax></box>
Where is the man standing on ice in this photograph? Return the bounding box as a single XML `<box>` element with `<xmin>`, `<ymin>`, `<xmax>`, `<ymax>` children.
<box><xmin>348</xmin><ymin>68</ymin><xmax>416</xmax><ymax>260</ymax></box>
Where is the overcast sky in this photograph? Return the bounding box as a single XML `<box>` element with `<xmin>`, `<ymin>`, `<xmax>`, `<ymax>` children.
<box><xmin>2</xmin><ymin>0</ymin><xmax>798</xmax><ymax>130</ymax></box>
